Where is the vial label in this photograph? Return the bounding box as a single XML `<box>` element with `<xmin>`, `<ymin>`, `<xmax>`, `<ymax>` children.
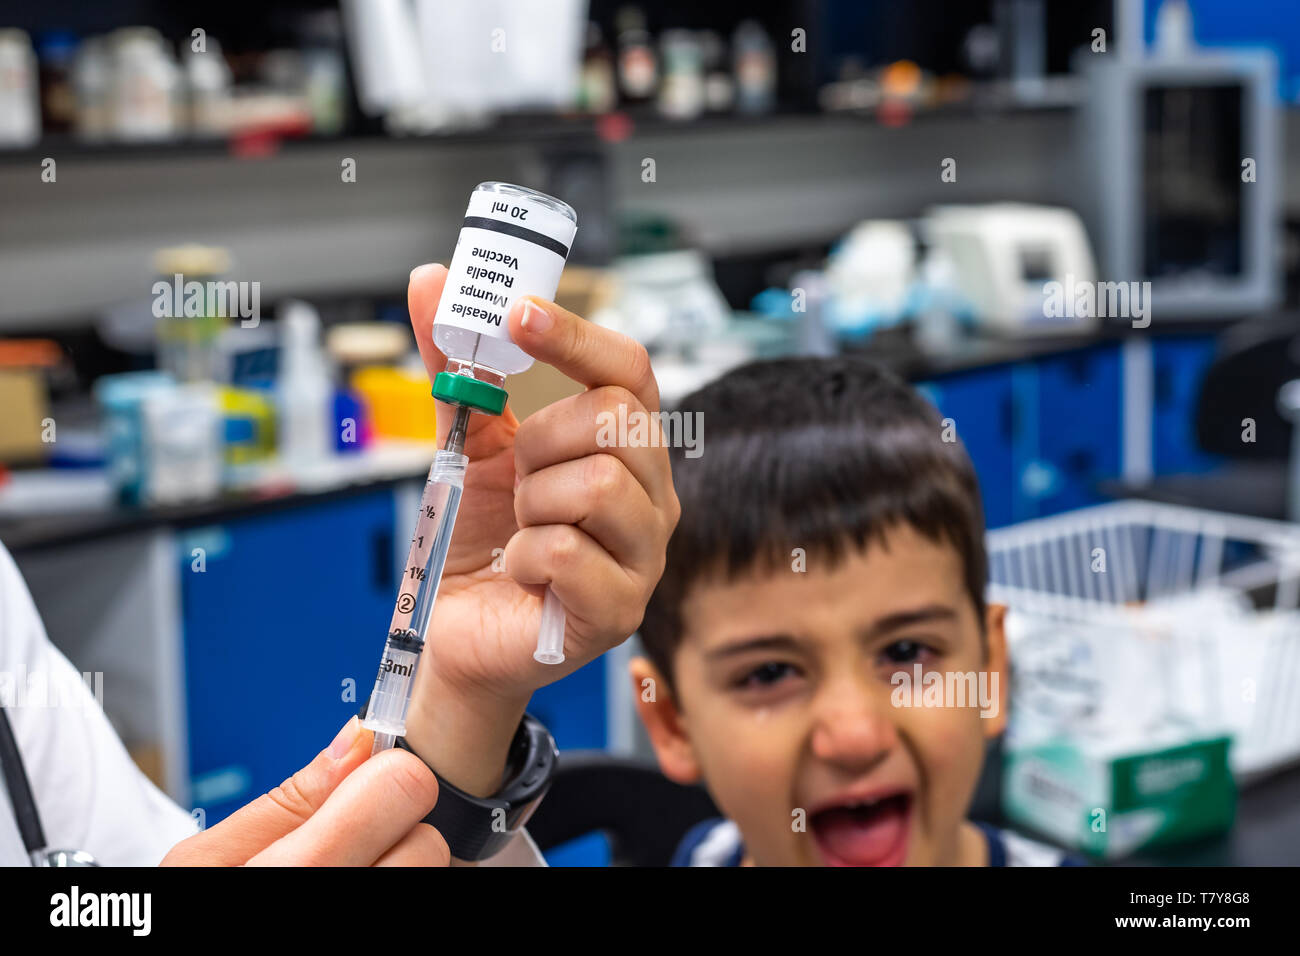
<box><xmin>434</xmin><ymin>188</ymin><xmax>577</xmax><ymax>342</ymax></box>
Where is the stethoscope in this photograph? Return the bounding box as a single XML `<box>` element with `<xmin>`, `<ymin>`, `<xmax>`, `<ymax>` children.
<box><xmin>0</xmin><ymin>705</ymin><xmax>98</xmax><ymax>866</ymax></box>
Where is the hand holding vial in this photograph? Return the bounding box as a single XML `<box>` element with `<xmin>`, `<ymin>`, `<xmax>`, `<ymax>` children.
<box><xmin>395</xmin><ymin>266</ymin><xmax>679</xmax><ymax>798</ymax></box>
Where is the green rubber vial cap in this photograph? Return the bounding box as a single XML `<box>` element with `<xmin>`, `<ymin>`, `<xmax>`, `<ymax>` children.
<box><xmin>432</xmin><ymin>371</ymin><xmax>508</xmax><ymax>416</ymax></box>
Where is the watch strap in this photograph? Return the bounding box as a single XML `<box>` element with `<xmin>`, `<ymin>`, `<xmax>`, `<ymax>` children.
<box><xmin>393</xmin><ymin>712</ymin><xmax>558</xmax><ymax>861</ymax></box>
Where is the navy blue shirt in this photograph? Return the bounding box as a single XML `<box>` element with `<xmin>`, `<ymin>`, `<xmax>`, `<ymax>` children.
<box><xmin>671</xmin><ymin>817</ymin><xmax>1083</xmax><ymax>866</ymax></box>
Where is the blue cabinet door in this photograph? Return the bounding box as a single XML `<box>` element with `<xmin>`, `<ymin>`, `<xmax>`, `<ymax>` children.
<box><xmin>180</xmin><ymin>489</ymin><xmax>397</xmax><ymax>823</ymax></box>
<box><xmin>528</xmin><ymin>654</ymin><xmax>608</xmax><ymax>865</ymax></box>
<box><xmin>527</xmin><ymin>657</ymin><xmax>607</xmax><ymax>753</ymax></box>
<box><xmin>919</xmin><ymin>366</ymin><xmax>1017</xmax><ymax>529</ymax></box>
<box><xmin>1034</xmin><ymin>345</ymin><xmax>1123</xmax><ymax>516</ymax></box>
<box><xmin>924</xmin><ymin>346</ymin><xmax>1124</xmax><ymax>527</ymax></box>
<box><xmin>1153</xmin><ymin>335</ymin><xmax>1221</xmax><ymax>476</ymax></box>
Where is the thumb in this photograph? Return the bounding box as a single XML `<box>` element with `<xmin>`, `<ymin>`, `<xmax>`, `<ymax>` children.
<box><xmin>161</xmin><ymin>717</ymin><xmax>372</xmax><ymax>866</ymax></box>
<box><xmin>507</xmin><ymin>295</ymin><xmax>661</xmax><ymax>415</ymax></box>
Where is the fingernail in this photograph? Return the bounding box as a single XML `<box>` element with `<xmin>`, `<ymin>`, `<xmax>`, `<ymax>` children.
<box><xmin>520</xmin><ymin>299</ymin><xmax>554</xmax><ymax>335</ymax></box>
<box><xmin>329</xmin><ymin>716</ymin><xmax>359</xmax><ymax>759</ymax></box>
<box><xmin>514</xmin><ymin>472</ymin><xmax>522</xmax><ymax>491</ymax></box>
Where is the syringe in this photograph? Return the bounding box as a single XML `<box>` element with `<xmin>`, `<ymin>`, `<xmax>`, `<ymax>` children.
<box><xmin>364</xmin><ymin>403</ymin><xmax>471</xmax><ymax>754</ymax></box>
<box><xmin>364</xmin><ymin>183</ymin><xmax>576</xmax><ymax>751</ymax></box>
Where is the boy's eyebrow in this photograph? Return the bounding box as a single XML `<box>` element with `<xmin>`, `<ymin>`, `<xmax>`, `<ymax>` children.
<box><xmin>704</xmin><ymin>634</ymin><xmax>803</xmax><ymax>661</ymax></box>
<box><xmin>861</xmin><ymin>604</ymin><xmax>958</xmax><ymax>638</ymax></box>
<box><xmin>702</xmin><ymin>605</ymin><xmax>959</xmax><ymax>660</ymax></box>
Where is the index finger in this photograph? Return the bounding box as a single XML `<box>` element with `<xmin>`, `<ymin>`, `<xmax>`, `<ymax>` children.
<box><xmin>408</xmin><ymin>262</ymin><xmax>451</xmax><ymax>383</ymax></box>
<box><xmin>509</xmin><ymin>296</ymin><xmax>660</xmax><ymax>414</ymax></box>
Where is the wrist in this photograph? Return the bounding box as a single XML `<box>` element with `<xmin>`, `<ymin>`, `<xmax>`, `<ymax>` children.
<box><xmin>404</xmin><ymin>669</ymin><xmax>529</xmax><ymax>799</ymax></box>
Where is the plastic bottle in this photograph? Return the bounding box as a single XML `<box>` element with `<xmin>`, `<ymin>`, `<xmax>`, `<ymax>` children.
<box><xmin>277</xmin><ymin>300</ymin><xmax>334</xmax><ymax>470</ymax></box>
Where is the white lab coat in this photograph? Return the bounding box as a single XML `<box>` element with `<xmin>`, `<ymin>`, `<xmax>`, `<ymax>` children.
<box><xmin>0</xmin><ymin>541</ymin><xmax>198</xmax><ymax>865</ymax></box>
<box><xmin>0</xmin><ymin>541</ymin><xmax>545</xmax><ymax>867</ymax></box>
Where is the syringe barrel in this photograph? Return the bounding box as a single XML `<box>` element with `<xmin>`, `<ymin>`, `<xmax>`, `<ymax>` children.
<box><xmin>363</xmin><ymin>449</ymin><xmax>467</xmax><ymax>745</ymax></box>
<box><xmin>429</xmin><ymin>448</ymin><xmax>469</xmax><ymax>488</ymax></box>
<box><xmin>363</xmin><ymin>633</ymin><xmax>422</xmax><ymax>738</ymax></box>
<box><xmin>388</xmin><ymin>450</ymin><xmax>466</xmax><ymax>640</ymax></box>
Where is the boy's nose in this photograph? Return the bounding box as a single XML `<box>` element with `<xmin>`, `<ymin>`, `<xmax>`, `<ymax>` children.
<box><xmin>807</xmin><ymin>685</ymin><xmax>899</xmax><ymax>769</ymax></box>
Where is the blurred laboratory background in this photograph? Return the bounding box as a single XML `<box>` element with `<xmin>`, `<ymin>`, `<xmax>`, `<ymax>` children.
<box><xmin>1</xmin><ymin>0</ymin><xmax>1299</xmax><ymax>865</ymax></box>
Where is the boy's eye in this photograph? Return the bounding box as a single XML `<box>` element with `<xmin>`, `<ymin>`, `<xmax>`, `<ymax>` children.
<box><xmin>881</xmin><ymin>640</ymin><xmax>932</xmax><ymax>665</ymax></box>
<box><xmin>736</xmin><ymin>661</ymin><xmax>797</xmax><ymax>689</ymax></box>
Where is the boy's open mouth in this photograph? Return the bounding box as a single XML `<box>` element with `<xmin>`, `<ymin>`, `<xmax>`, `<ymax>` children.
<box><xmin>809</xmin><ymin>793</ymin><xmax>912</xmax><ymax>866</ymax></box>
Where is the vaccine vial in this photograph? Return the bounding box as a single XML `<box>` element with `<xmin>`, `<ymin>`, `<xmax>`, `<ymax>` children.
<box><xmin>433</xmin><ymin>182</ymin><xmax>578</xmax><ymax>389</ymax></box>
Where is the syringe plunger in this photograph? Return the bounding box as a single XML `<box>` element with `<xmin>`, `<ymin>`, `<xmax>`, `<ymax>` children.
<box><xmin>534</xmin><ymin>586</ymin><xmax>566</xmax><ymax>665</ymax></box>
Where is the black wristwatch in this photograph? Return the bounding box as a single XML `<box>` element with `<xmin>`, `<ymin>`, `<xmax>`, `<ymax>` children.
<box><xmin>393</xmin><ymin>713</ymin><xmax>558</xmax><ymax>862</ymax></box>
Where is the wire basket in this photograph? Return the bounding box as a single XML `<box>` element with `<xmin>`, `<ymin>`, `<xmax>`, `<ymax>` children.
<box><xmin>987</xmin><ymin>500</ymin><xmax>1300</xmax><ymax>782</ymax></box>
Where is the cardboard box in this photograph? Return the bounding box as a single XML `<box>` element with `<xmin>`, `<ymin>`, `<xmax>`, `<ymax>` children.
<box><xmin>1003</xmin><ymin>732</ymin><xmax>1236</xmax><ymax>858</ymax></box>
<box><xmin>0</xmin><ymin>368</ymin><xmax>50</xmax><ymax>465</ymax></box>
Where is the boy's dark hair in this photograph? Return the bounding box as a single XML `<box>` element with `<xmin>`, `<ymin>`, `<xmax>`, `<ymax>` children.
<box><xmin>639</xmin><ymin>355</ymin><xmax>987</xmax><ymax>693</ymax></box>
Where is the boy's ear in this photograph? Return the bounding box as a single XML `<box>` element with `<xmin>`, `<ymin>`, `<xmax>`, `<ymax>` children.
<box><xmin>982</xmin><ymin>603</ymin><xmax>1009</xmax><ymax>739</ymax></box>
<box><xmin>629</xmin><ymin>656</ymin><xmax>702</xmax><ymax>785</ymax></box>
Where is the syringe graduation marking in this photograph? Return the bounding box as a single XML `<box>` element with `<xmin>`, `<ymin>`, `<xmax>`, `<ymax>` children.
<box><xmin>384</xmin><ymin>631</ymin><xmax>422</xmax><ymax>654</ymax></box>
<box><xmin>393</xmin><ymin>515</ymin><xmax>434</xmax><ymax>628</ymax></box>
<box><xmin>365</xmin><ymin>455</ymin><xmax>466</xmax><ymax>747</ymax></box>
<box><xmin>387</xmin><ymin>471</ymin><xmax>463</xmax><ymax>648</ymax></box>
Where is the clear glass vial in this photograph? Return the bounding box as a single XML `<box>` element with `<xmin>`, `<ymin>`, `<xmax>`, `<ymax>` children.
<box><xmin>433</xmin><ymin>182</ymin><xmax>578</xmax><ymax>388</ymax></box>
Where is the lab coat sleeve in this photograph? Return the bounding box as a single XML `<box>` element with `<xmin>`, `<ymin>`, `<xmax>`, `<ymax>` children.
<box><xmin>0</xmin><ymin>543</ymin><xmax>199</xmax><ymax>866</ymax></box>
<box><xmin>479</xmin><ymin>828</ymin><xmax>548</xmax><ymax>866</ymax></box>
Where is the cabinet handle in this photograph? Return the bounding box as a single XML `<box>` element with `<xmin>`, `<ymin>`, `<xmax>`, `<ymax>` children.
<box><xmin>1154</xmin><ymin>366</ymin><xmax>1174</xmax><ymax>404</ymax></box>
<box><xmin>372</xmin><ymin>528</ymin><xmax>394</xmax><ymax>592</ymax></box>
<box><xmin>1001</xmin><ymin>396</ymin><xmax>1017</xmax><ymax>440</ymax></box>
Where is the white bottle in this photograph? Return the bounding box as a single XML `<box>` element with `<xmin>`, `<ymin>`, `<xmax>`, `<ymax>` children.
<box><xmin>733</xmin><ymin>20</ymin><xmax>776</xmax><ymax>115</ymax></box>
<box><xmin>0</xmin><ymin>30</ymin><xmax>40</xmax><ymax>146</ymax></box>
<box><xmin>1154</xmin><ymin>0</ymin><xmax>1195</xmax><ymax>58</ymax></box>
<box><xmin>109</xmin><ymin>27</ymin><xmax>179</xmax><ymax>141</ymax></box>
<box><xmin>278</xmin><ymin>300</ymin><xmax>334</xmax><ymax>471</ymax></box>
<box><xmin>432</xmin><ymin>182</ymin><xmax>578</xmax><ymax>387</ymax></box>
<box><xmin>183</xmin><ymin>36</ymin><xmax>232</xmax><ymax>137</ymax></box>
<box><xmin>73</xmin><ymin>36</ymin><xmax>111</xmax><ymax>141</ymax></box>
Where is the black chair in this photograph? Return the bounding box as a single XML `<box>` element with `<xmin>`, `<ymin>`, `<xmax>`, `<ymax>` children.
<box><xmin>526</xmin><ymin>751</ymin><xmax>719</xmax><ymax>867</ymax></box>
<box><xmin>1196</xmin><ymin>313</ymin><xmax>1300</xmax><ymax>461</ymax></box>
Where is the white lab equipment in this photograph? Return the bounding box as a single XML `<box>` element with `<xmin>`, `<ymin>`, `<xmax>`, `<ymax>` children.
<box><xmin>1078</xmin><ymin>39</ymin><xmax>1280</xmax><ymax>319</ymax></box>
<box><xmin>924</xmin><ymin>204</ymin><xmax>1097</xmax><ymax>336</ymax></box>
<box><xmin>339</xmin><ymin>0</ymin><xmax>427</xmax><ymax>123</ymax></box>
<box><xmin>342</xmin><ymin>0</ymin><xmax>586</xmax><ymax>131</ymax></box>
<box><xmin>609</xmin><ymin>250</ymin><xmax>731</xmax><ymax>352</ymax></box>
<box><xmin>824</xmin><ymin>220</ymin><xmax>916</xmax><ymax>333</ymax></box>
<box><xmin>415</xmin><ymin>0</ymin><xmax>586</xmax><ymax>116</ymax></box>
